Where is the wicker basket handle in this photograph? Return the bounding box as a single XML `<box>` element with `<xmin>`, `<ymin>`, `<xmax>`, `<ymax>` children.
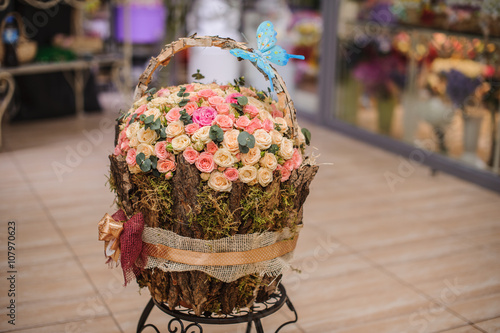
<box><xmin>134</xmin><ymin>35</ymin><xmax>299</xmax><ymax>140</ymax></box>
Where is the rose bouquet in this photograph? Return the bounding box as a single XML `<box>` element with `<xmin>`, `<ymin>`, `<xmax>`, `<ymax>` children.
<box><xmin>100</xmin><ymin>34</ymin><xmax>318</xmax><ymax>316</ymax></box>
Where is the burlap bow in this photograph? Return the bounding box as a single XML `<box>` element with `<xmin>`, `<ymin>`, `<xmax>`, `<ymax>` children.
<box><xmin>97</xmin><ymin>210</ymin><xmax>147</xmax><ymax>285</ymax></box>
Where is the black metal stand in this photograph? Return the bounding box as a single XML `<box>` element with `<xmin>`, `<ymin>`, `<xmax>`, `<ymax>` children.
<box><xmin>137</xmin><ymin>284</ymin><xmax>298</xmax><ymax>333</ymax></box>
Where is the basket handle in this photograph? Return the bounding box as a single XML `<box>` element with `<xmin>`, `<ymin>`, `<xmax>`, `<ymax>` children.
<box><xmin>134</xmin><ymin>35</ymin><xmax>299</xmax><ymax>140</ymax></box>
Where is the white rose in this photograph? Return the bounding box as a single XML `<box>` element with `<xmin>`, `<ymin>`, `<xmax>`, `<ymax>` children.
<box><xmin>222</xmin><ymin>129</ymin><xmax>240</xmax><ymax>153</ymax></box>
<box><xmin>191</xmin><ymin>126</ymin><xmax>211</xmax><ymax>144</ymax></box>
<box><xmin>253</xmin><ymin>129</ymin><xmax>272</xmax><ymax>150</ymax></box>
<box><xmin>213</xmin><ymin>148</ymin><xmax>235</xmax><ymax>168</ymax></box>
<box><xmin>238</xmin><ymin>165</ymin><xmax>257</xmax><ymax>183</ymax></box>
<box><xmin>147</xmin><ymin>98</ymin><xmax>169</xmax><ymax>109</ymax></box>
<box><xmin>279</xmin><ymin>138</ymin><xmax>294</xmax><ymax>160</ymax></box>
<box><xmin>133</xmin><ymin>96</ymin><xmax>148</xmax><ymax>108</ymax></box>
<box><xmin>126</xmin><ymin>122</ymin><xmax>141</xmax><ymax>139</ymax></box>
<box><xmin>166</xmin><ymin>120</ymin><xmax>185</xmax><ymax>138</ymax></box>
<box><xmin>144</xmin><ymin>107</ymin><xmax>162</xmax><ymax>120</ymax></box>
<box><xmin>165</xmin><ymin>94</ymin><xmax>183</xmax><ymax>104</ymax></box>
<box><xmin>247</xmin><ymin>96</ymin><xmax>266</xmax><ymax>110</ymax></box>
<box><xmin>257</xmin><ymin>167</ymin><xmax>273</xmax><ymax>187</ymax></box>
<box><xmin>241</xmin><ymin>147</ymin><xmax>261</xmax><ymax>166</ymax></box>
<box><xmin>137</xmin><ymin>127</ymin><xmax>159</xmax><ymax>145</ymax></box>
<box><xmin>136</xmin><ymin>143</ymin><xmax>155</xmax><ymax>158</ymax></box>
<box><xmin>129</xmin><ymin>135</ymin><xmax>140</xmax><ymax>148</ymax></box>
<box><xmin>260</xmin><ymin>153</ymin><xmax>278</xmax><ymax>171</ymax></box>
<box><xmin>171</xmin><ymin>134</ymin><xmax>191</xmax><ymax>153</ymax></box>
<box><xmin>208</xmin><ymin>172</ymin><xmax>232</xmax><ymax>192</ymax></box>
<box><xmin>259</xmin><ymin>110</ymin><xmax>273</xmax><ymax>121</ymax></box>
<box><xmin>128</xmin><ymin>164</ymin><xmax>142</xmax><ymax>174</ymax></box>
<box><xmin>274</xmin><ymin>117</ymin><xmax>288</xmax><ymax>134</ymax></box>
<box><xmin>269</xmin><ymin>130</ymin><xmax>283</xmax><ymax>145</ymax></box>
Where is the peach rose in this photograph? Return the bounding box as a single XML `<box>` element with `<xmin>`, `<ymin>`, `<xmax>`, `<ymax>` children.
<box><xmin>195</xmin><ymin>152</ymin><xmax>215</xmax><ymax>173</ymax></box>
<box><xmin>222</xmin><ymin>129</ymin><xmax>240</xmax><ymax>153</ymax></box>
<box><xmin>166</xmin><ymin>121</ymin><xmax>185</xmax><ymax>138</ymax></box>
<box><xmin>260</xmin><ymin>153</ymin><xmax>278</xmax><ymax>171</ymax></box>
<box><xmin>259</xmin><ymin>110</ymin><xmax>273</xmax><ymax>122</ymax></box>
<box><xmin>241</xmin><ymin>147</ymin><xmax>261</xmax><ymax>166</ymax></box>
<box><xmin>189</xmin><ymin>94</ymin><xmax>201</xmax><ymax>103</ymax></box>
<box><xmin>157</xmin><ymin>88</ymin><xmax>170</xmax><ymax>97</ymax></box>
<box><xmin>279</xmin><ymin>138</ymin><xmax>294</xmax><ymax>160</ymax></box>
<box><xmin>144</xmin><ymin>107</ymin><xmax>161</xmax><ymax>120</ymax></box>
<box><xmin>120</xmin><ymin>139</ymin><xmax>130</xmax><ymax>151</ymax></box>
<box><xmin>270</xmin><ymin>129</ymin><xmax>283</xmax><ymax>145</ymax></box>
<box><xmin>198</xmin><ymin>89</ymin><xmax>217</xmax><ymax>99</ymax></box>
<box><xmin>208</xmin><ymin>96</ymin><xmax>225</xmax><ymax>106</ymax></box>
<box><xmin>191</xmin><ymin>126</ymin><xmax>211</xmax><ymax>144</ymax></box>
<box><xmin>243</xmin><ymin>105</ymin><xmax>259</xmax><ymax>118</ymax></box>
<box><xmin>154</xmin><ymin>141</ymin><xmax>170</xmax><ymax>160</ymax></box>
<box><xmin>206</xmin><ymin>141</ymin><xmax>218</xmax><ymax>155</ymax></box>
<box><xmin>257</xmin><ymin>167</ymin><xmax>273</xmax><ymax>187</ymax></box>
<box><xmin>235</xmin><ymin>115</ymin><xmax>251</xmax><ymax>130</ymax></box>
<box><xmin>253</xmin><ymin>129</ymin><xmax>272</xmax><ymax>150</ymax></box>
<box><xmin>274</xmin><ymin>117</ymin><xmax>288</xmax><ymax>133</ymax></box>
<box><xmin>126</xmin><ymin>148</ymin><xmax>137</xmax><ymax>166</ymax></box>
<box><xmin>184</xmin><ymin>102</ymin><xmax>199</xmax><ymax>115</ymax></box>
<box><xmin>214</xmin><ymin>114</ymin><xmax>234</xmax><ymax>131</ymax></box>
<box><xmin>215</xmin><ymin>103</ymin><xmax>230</xmax><ymax>115</ymax></box>
<box><xmin>208</xmin><ymin>171</ymin><xmax>232</xmax><ymax>192</ymax></box>
<box><xmin>135</xmin><ymin>104</ymin><xmax>147</xmax><ymax>116</ymax></box>
<box><xmin>262</xmin><ymin>119</ymin><xmax>274</xmax><ymax>132</ymax></box>
<box><xmin>283</xmin><ymin>159</ymin><xmax>294</xmax><ymax>171</ymax></box>
<box><xmin>271</xmin><ymin>103</ymin><xmax>283</xmax><ymax>118</ymax></box>
<box><xmin>137</xmin><ymin>143</ymin><xmax>154</xmax><ymax>158</ymax></box>
<box><xmin>185</xmin><ymin>123</ymin><xmax>200</xmax><ymax>135</ymax></box>
<box><xmin>245</xmin><ymin>118</ymin><xmax>262</xmax><ymax>135</ymax></box>
<box><xmin>166</xmin><ymin>107</ymin><xmax>182</xmax><ymax>122</ymax></box>
<box><xmin>238</xmin><ymin>165</ymin><xmax>257</xmax><ymax>183</ymax></box>
<box><xmin>128</xmin><ymin>164</ymin><xmax>141</xmax><ymax>174</ymax></box>
<box><xmin>114</xmin><ymin>145</ymin><xmax>122</xmax><ymax>156</ymax></box>
<box><xmin>171</xmin><ymin>134</ymin><xmax>191</xmax><ymax>153</ymax></box>
<box><xmin>280</xmin><ymin>167</ymin><xmax>291</xmax><ymax>182</ymax></box>
<box><xmin>200</xmin><ymin>172</ymin><xmax>211</xmax><ymax>181</ymax></box>
<box><xmin>126</xmin><ymin>122</ymin><xmax>141</xmax><ymax>139</ymax></box>
<box><xmin>129</xmin><ymin>136</ymin><xmax>140</xmax><ymax>148</ymax></box>
<box><xmin>183</xmin><ymin>146</ymin><xmax>199</xmax><ymax>164</ymax></box>
<box><xmin>224</xmin><ymin>168</ymin><xmax>239</xmax><ymax>181</ymax></box>
<box><xmin>213</xmin><ymin>148</ymin><xmax>235</xmax><ymax>168</ymax></box>
<box><xmin>137</xmin><ymin>127</ymin><xmax>159</xmax><ymax>145</ymax></box>
<box><xmin>157</xmin><ymin>159</ymin><xmax>176</xmax><ymax>173</ymax></box>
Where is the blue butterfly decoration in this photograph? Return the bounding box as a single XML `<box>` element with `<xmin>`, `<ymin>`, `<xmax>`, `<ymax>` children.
<box><xmin>230</xmin><ymin>21</ymin><xmax>305</xmax><ymax>92</ymax></box>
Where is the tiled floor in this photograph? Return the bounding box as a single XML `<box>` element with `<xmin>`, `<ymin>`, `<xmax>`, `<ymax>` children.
<box><xmin>0</xmin><ymin>95</ymin><xmax>499</xmax><ymax>333</ymax></box>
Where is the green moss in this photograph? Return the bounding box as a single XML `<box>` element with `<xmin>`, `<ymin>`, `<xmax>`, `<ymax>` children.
<box><xmin>132</xmin><ymin>174</ymin><xmax>173</xmax><ymax>224</ymax></box>
<box><xmin>190</xmin><ymin>184</ymin><xmax>238</xmax><ymax>240</ymax></box>
<box><xmin>236</xmin><ymin>274</ymin><xmax>261</xmax><ymax>307</ymax></box>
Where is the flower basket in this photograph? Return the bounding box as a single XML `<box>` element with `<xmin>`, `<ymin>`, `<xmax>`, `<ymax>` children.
<box><xmin>101</xmin><ymin>34</ymin><xmax>318</xmax><ymax>316</ymax></box>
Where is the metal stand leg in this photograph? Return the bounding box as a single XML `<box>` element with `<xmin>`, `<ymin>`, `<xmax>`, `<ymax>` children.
<box><xmin>0</xmin><ymin>72</ymin><xmax>15</xmax><ymax>149</ymax></box>
<box><xmin>246</xmin><ymin>320</ymin><xmax>253</xmax><ymax>333</ymax></box>
<box><xmin>254</xmin><ymin>319</ymin><xmax>264</xmax><ymax>333</ymax></box>
<box><xmin>137</xmin><ymin>298</ymin><xmax>156</xmax><ymax>333</ymax></box>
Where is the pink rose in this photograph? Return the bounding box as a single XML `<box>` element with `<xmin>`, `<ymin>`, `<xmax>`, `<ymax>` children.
<box><xmin>198</xmin><ymin>89</ymin><xmax>217</xmax><ymax>99</ymax></box>
<box><xmin>220</xmin><ymin>85</ymin><xmax>229</xmax><ymax>90</ymax></box>
<box><xmin>157</xmin><ymin>88</ymin><xmax>170</xmax><ymax>97</ymax></box>
<box><xmin>155</xmin><ymin>141</ymin><xmax>170</xmax><ymax>160</ymax></box>
<box><xmin>113</xmin><ymin>145</ymin><xmax>122</xmax><ymax>156</ymax></box>
<box><xmin>195</xmin><ymin>152</ymin><xmax>215</xmax><ymax>173</ymax></box>
<box><xmin>119</xmin><ymin>130</ymin><xmax>127</xmax><ymax>142</ymax></box>
<box><xmin>283</xmin><ymin>159</ymin><xmax>294</xmax><ymax>171</ymax></box>
<box><xmin>281</xmin><ymin>167</ymin><xmax>291</xmax><ymax>182</ymax></box>
<box><xmin>185</xmin><ymin>102</ymin><xmax>199</xmax><ymax>115</ymax></box>
<box><xmin>192</xmin><ymin>106</ymin><xmax>217</xmax><ymax>127</ymax></box>
<box><xmin>243</xmin><ymin>105</ymin><xmax>259</xmax><ymax>118</ymax></box>
<box><xmin>185</xmin><ymin>84</ymin><xmax>194</xmax><ymax>92</ymax></box>
<box><xmin>126</xmin><ymin>148</ymin><xmax>137</xmax><ymax>166</ymax></box>
<box><xmin>241</xmin><ymin>87</ymin><xmax>257</xmax><ymax>97</ymax></box>
<box><xmin>185</xmin><ymin>123</ymin><xmax>200</xmax><ymax>135</ymax></box>
<box><xmin>206</xmin><ymin>141</ymin><xmax>218</xmax><ymax>155</ymax></box>
<box><xmin>224</xmin><ymin>168</ymin><xmax>239</xmax><ymax>181</ymax></box>
<box><xmin>120</xmin><ymin>139</ymin><xmax>130</xmax><ymax>151</ymax></box>
<box><xmin>235</xmin><ymin>116</ymin><xmax>251</xmax><ymax>130</ymax></box>
<box><xmin>165</xmin><ymin>171</ymin><xmax>174</xmax><ymax>180</ymax></box>
<box><xmin>208</xmin><ymin>96</ymin><xmax>225</xmax><ymax>106</ymax></box>
<box><xmin>245</xmin><ymin>118</ymin><xmax>262</xmax><ymax>134</ymax></box>
<box><xmin>166</xmin><ymin>107</ymin><xmax>182</xmax><ymax>122</ymax></box>
<box><xmin>291</xmin><ymin>149</ymin><xmax>302</xmax><ymax>169</ymax></box>
<box><xmin>215</xmin><ymin>114</ymin><xmax>234</xmax><ymax>131</ymax></box>
<box><xmin>225</xmin><ymin>93</ymin><xmax>243</xmax><ymax>104</ymax></box>
<box><xmin>157</xmin><ymin>159</ymin><xmax>176</xmax><ymax>173</ymax></box>
<box><xmin>216</xmin><ymin>103</ymin><xmax>230</xmax><ymax>115</ymax></box>
<box><xmin>263</xmin><ymin>119</ymin><xmax>274</xmax><ymax>132</ymax></box>
<box><xmin>183</xmin><ymin>146</ymin><xmax>200</xmax><ymax>164</ymax></box>
<box><xmin>271</xmin><ymin>104</ymin><xmax>283</xmax><ymax>118</ymax></box>
<box><xmin>135</xmin><ymin>104</ymin><xmax>147</xmax><ymax>116</ymax></box>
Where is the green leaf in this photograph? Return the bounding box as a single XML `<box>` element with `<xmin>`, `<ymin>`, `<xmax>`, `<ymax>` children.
<box><xmin>128</xmin><ymin>117</ymin><xmax>136</xmax><ymax>125</ymax></box>
<box><xmin>159</xmin><ymin>127</ymin><xmax>167</xmax><ymax>139</ymax></box>
<box><xmin>149</xmin><ymin>156</ymin><xmax>158</xmax><ymax>169</ymax></box>
<box><xmin>209</xmin><ymin>125</ymin><xmax>224</xmax><ymax>144</ymax></box>
<box><xmin>166</xmin><ymin>143</ymin><xmax>174</xmax><ymax>152</ymax></box>
<box><xmin>236</xmin><ymin>96</ymin><xmax>248</xmax><ymax>106</ymax></box>
<box><xmin>268</xmin><ymin>144</ymin><xmax>279</xmax><ymax>154</ymax></box>
<box><xmin>179</xmin><ymin>109</ymin><xmax>193</xmax><ymax>125</ymax></box>
<box><xmin>182</xmin><ymin>92</ymin><xmax>190</xmax><ymax>97</ymax></box>
<box><xmin>140</xmin><ymin>159</ymin><xmax>152</xmax><ymax>172</ymax></box>
<box><xmin>140</xmin><ymin>114</ymin><xmax>146</xmax><ymax>122</ymax></box>
<box><xmin>179</xmin><ymin>99</ymin><xmax>189</xmax><ymax>107</ymax></box>
<box><xmin>147</xmin><ymin>96</ymin><xmax>153</xmax><ymax>102</ymax></box>
<box><xmin>274</xmin><ymin>123</ymin><xmax>282</xmax><ymax>132</ymax></box>
<box><xmin>237</xmin><ymin>132</ymin><xmax>255</xmax><ymax>148</ymax></box>
<box><xmin>230</xmin><ymin>103</ymin><xmax>244</xmax><ymax>115</ymax></box>
<box><xmin>144</xmin><ymin>114</ymin><xmax>155</xmax><ymax>124</ymax></box>
<box><xmin>152</xmin><ymin>118</ymin><xmax>162</xmax><ymax>130</ymax></box>
<box><xmin>146</xmin><ymin>87</ymin><xmax>157</xmax><ymax>95</ymax></box>
<box><xmin>256</xmin><ymin>92</ymin><xmax>266</xmax><ymax>101</ymax></box>
<box><xmin>136</xmin><ymin>152</ymin><xmax>146</xmax><ymax>165</ymax></box>
<box><xmin>239</xmin><ymin>144</ymin><xmax>249</xmax><ymax>154</ymax></box>
<box><xmin>117</xmin><ymin>111</ymin><xmax>129</xmax><ymax>122</ymax></box>
<box><xmin>152</xmin><ymin>169</ymin><xmax>161</xmax><ymax>177</ymax></box>
<box><xmin>301</xmin><ymin>128</ymin><xmax>312</xmax><ymax>146</ymax></box>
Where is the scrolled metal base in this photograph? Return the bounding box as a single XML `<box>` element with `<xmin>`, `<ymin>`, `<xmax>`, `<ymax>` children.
<box><xmin>137</xmin><ymin>284</ymin><xmax>298</xmax><ymax>333</ymax></box>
